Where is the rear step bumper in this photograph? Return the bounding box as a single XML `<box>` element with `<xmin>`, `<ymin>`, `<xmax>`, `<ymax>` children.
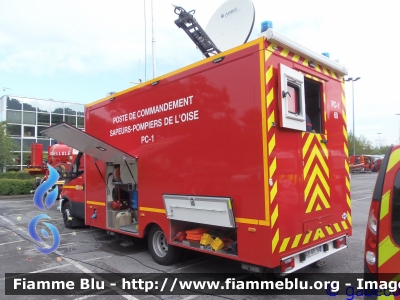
<box><xmin>281</xmin><ymin>234</ymin><xmax>348</xmax><ymax>274</ymax></box>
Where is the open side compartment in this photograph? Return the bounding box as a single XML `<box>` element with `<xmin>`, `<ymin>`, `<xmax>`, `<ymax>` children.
<box><xmin>105</xmin><ymin>159</ymin><xmax>139</xmax><ymax>234</ymax></box>
<box><xmin>170</xmin><ymin>220</ymin><xmax>238</xmax><ymax>256</ymax></box>
<box><xmin>164</xmin><ymin>194</ymin><xmax>238</xmax><ymax>256</ymax></box>
<box><xmin>39</xmin><ymin>122</ymin><xmax>139</xmax><ymax>234</ymax></box>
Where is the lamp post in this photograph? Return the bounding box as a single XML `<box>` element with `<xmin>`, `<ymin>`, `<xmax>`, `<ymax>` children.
<box><xmin>377</xmin><ymin>133</ymin><xmax>382</xmax><ymax>149</ymax></box>
<box><xmin>396</xmin><ymin>113</ymin><xmax>400</xmax><ymax>144</ymax></box>
<box><xmin>345</xmin><ymin>77</ymin><xmax>361</xmax><ymax>155</ymax></box>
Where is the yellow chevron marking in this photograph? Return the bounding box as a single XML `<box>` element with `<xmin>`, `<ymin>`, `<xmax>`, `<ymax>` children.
<box><xmin>342</xmin><ymin>92</ymin><xmax>347</xmax><ymax>108</ymax></box>
<box><xmin>345</xmin><ymin>159</ymin><xmax>349</xmax><ymax>173</ymax></box>
<box><xmin>347</xmin><ymin>194</ymin><xmax>351</xmax><ymax>210</ymax></box>
<box><xmin>344</xmin><ymin>144</ymin><xmax>349</xmax><ymax>159</ymax></box>
<box><xmin>280</xmin><ymin>48</ymin><xmax>289</xmax><ymax>57</ymax></box>
<box><xmin>303</xmin><ymin>59</ymin><xmax>309</xmax><ymax>67</ymax></box>
<box><xmin>324</xmin><ymin>111</ymin><xmax>327</xmax><ymax>122</ymax></box>
<box><xmin>313</xmin><ymin>228</ymin><xmax>326</xmax><ymax>241</ymax></box>
<box><xmin>347</xmin><ymin>211</ymin><xmax>352</xmax><ymax>226</ymax></box>
<box><xmin>280</xmin><ymin>237</ymin><xmax>290</xmax><ymax>252</ymax></box>
<box><xmin>304</xmin><ymin>146</ymin><xmax>329</xmax><ymax>177</ymax></box>
<box><xmin>325</xmin><ymin>225</ymin><xmax>334</xmax><ymax>235</ymax></box>
<box><xmin>303</xmin><ymin>231</ymin><xmax>313</xmax><ymax>245</ymax></box>
<box><xmin>292</xmin><ymin>54</ymin><xmax>300</xmax><ymax>62</ymax></box>
<box><xmin>341</xmin><ymin>221</ymin><xmax>348</xmax><ymax>230</ymax></box>
<box><xmin>270</xmin><ymin>181</ymin><xmax>277</xmax><ymax>204</ymax></box>
<box><xmin>387</xmin><ymin>148</ymin><xmax>400</xmax><ymax>173</ymax></box>
<box><xmin>304</xmin><ymin>165</ymin><xmax>330</xmax><ymax>199</ymax></box>
<box><xmin>315</xmin><ymin>64</ymin><xmax>321</xmax><ymax>72</ymax></box>
<box><xmin>272</xmin><ymin>229</ymin><xmax>280</xmax><ymax>253</ymax></box>
<box><xmin>323</xmin><ymin>67</ymin><xmax>329</xmax><ymax>75</ymax></box>
<box><xmin>316</xmin><ymin>204</ymin><xmax>322</xmax><ymax>211</ymax></box>
<box><xmin>302</xmin><ymin>134</ymin><xmax>315</xmax><ymax>158</ymax></box>
<box><xmin>380</xmin><ymin>190</ymin><xmax>391</xmax><ymax>220</ymax></box>
<box><xmin>268</xmin><ymin>112</ymin><xmax>275</xmax><ymax>131</ymax></box>
<box><xmin>346</xmin><ymin>177</ymin><xmax>350</xmax><ymax>192</ymax></box>
<box><xmin>265</xmin><ymin>49</ymin><xmax>273</xmax><ymax>61</ymax></box>
<box><xmin>266</xmin><ymin>66</ymin><xmax>273</xmax><ymax>84</ymax></box>
<box><xmin>333</xmin><ymin>223</ymin><xmax>341</xmax><ymax>232</ymax></box>
<box><xmin>292</xmin><ymin>234</ymin><xmax>302</xmax><ymax>249</ymax></box>
<box><xmin>269</xmin><ymin>157</ymin><xmax>277</xmax><ymax>177</ymax></box>
<box><xmin>331</xmin><ymin>72</ymin><xmax>337</xmax><ymax>79</ymax></box>
<box><xmin>267</xmin><ymin>43</ymin><xmax>277</xmax><ymax>52</ymax></box>
<box><xmin>343</xmin><ymin>126</ymin><xmax>348</xmax><ymax>140</ymax></box>
<box><xmin>306</xmin><ymin>184</ymin><xmax>330</xmax><ymax>213</ymax></box>
<box><xmin>268</xmin><ymin>134</ymin><xmax>276</xmax><ymax>156</ymax></box>
<box><xmin>271</xmin><ymin>204</ymin><xmax>279</xmax><ymax>228</ymax></box>
<box><xmin>267</xmin><ymin>87</ymin><xmax>274</xmax><ymax>107</ymax></box>
<box><xmin>342</xmin><ymin>109</ymin><xmax>347</xmax><ymax>124</ymax></box>
<box><xmin>320</xmin><ymin>138</ymin><xmax>329</xmax><ymax>157</ymax></box>
<box><xmin>378</xmin><ymin>235</ymin><xmax>400</xmax><ymax>267</ymax></box>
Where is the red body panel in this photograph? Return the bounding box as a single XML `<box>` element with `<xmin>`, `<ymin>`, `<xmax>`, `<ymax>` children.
<box><xmin>77</xmin><ymin>37</ymin><xmax>351</xmax><ymax>269</ymax></box>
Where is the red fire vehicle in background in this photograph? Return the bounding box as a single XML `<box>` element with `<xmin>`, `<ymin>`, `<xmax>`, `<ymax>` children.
<box><xmin>364</xmin><ymin>145</ymin><xmax>400</xmax><ymax>299</ymax></box>
<box><xmin>24</xmin><ymin>142</ymin><xmax>83</xmax><ymax>198</ymax></box>
<box><xmin>349</xmin><ymin>155</ymin><xmax>374</xmax><ymax>173</ymax></box>
<box><xmin>40</xmin><ymin>15</ymin><xmax>351</xmax><ymax>275</ymax></box>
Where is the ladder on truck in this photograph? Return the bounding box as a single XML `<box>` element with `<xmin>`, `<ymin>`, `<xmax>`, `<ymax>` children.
<box><xmin>173</xmin><ymin>6</ymin><xmax>221</xmax><ymax>57</ymax></box>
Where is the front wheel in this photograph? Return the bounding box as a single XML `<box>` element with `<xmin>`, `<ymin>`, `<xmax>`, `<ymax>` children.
<box><xmin>148</xmin><ymin>225</ymin><xmax>182</xmax><ymax>265</ymax></box>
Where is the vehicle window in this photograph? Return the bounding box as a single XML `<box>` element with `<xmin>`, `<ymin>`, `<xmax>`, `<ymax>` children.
<box><xmin>392</xmin><ymin>170</ymin><xmax>400</xmax><ymax>246</ymax></box>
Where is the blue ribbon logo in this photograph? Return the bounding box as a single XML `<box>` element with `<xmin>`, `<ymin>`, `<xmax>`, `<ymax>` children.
<box><xmin>28</xmin><ymin>164</ymin><xmax>61</xmax><ymax>254</ymax></box>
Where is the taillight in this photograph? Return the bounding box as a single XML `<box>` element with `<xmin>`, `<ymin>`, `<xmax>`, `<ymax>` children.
<box><xmin>365</xmin><ymin>201</ymin><xmax>379</xmax><ymax>274</ymax></box>
<box><xmin>333</xmin><ymin>236</ymin><xmax>347</xmax><ymax>249</ymax></box>
<box><xmin>280</xmin><ymin>257</ymin><xmax>295</xmax><ymax>272</ymax></box>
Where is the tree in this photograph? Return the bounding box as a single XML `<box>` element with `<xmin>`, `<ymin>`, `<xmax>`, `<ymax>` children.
<box><xmin>348</xmin><ymin>131</ymin><xmax>374</xmax><ymax>155</ymax></box>
<box><xmin>0</xmin><ymin>121</ymin><xmax>17</xmax><ymax>171</ymax></box>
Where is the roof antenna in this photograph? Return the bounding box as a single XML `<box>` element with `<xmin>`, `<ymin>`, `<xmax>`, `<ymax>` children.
<box><xmin>173</xmin><ymin>0</ymin><xmax>255</xmax><ymax>57</ymax></box>
<box><xmin>173</xmin><ymin>5</ymin><xmax>220</xmax><ymax>57</ymax></box>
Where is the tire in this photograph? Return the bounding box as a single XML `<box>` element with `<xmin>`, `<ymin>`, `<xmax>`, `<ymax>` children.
<box><xmin>148</xmin><ymin>225</ymin><xmax>182</xmax><ymax>265</ymax></box>
<box><xmin>62</xmin><ymin>201</ymin><xmax>73</xmax><ymax>229</ymax></box>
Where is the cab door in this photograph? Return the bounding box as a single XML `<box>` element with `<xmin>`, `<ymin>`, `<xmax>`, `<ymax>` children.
<box><xmin>377</xmin><ymin>146</ymin><xmax>400</xmax><ymax>278</ymax></box>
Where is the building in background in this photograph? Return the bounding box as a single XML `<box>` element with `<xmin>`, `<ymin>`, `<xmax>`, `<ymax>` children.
<box><xmin>0</xmin><ymin>95</ymin><xmax>84</xmax><ymax>171</ymax></box>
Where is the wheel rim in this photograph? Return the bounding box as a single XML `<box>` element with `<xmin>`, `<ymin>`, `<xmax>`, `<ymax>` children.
<box><xmin>152</xmin><ymin>230</ymin><xmax>168</xmax><ymax>258</ymax></box>
<box><xmin>63</xmin><ymin>207</ymin><xmax>71</xmax><ymax>222</ymax></box>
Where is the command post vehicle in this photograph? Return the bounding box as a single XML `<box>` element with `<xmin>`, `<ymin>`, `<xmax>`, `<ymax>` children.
<box><xmin>41</xmin><ymin>25</ymin><xmax>352</xmax><ymax>275</ymax></box>
<box><xmin>364</xmin><ymin>145</ymin><xmax>400</xmax><ymax>297</ymax></box>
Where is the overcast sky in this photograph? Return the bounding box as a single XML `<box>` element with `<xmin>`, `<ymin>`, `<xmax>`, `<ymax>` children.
<box><xmin>1</xmin><ymin>0</ymin><xmax>399</xmax><ymax>147</ymax></box>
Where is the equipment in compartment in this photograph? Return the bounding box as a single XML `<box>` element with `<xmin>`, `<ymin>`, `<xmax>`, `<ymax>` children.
<box><xmin>111</xmin><ymin>187</ymin><xmax>129</xmax><ymax>210</ymax></box>
<box><xmin>115</xmin><ymin>212</ymin><xmax>133</xmax><ymax>230</ymax></box>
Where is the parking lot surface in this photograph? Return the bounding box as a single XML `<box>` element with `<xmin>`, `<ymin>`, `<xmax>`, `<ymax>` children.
<box><xmin>0</xmin><ymin>172</ymin><xmax>378</xmax><ymax>299</ymax></box>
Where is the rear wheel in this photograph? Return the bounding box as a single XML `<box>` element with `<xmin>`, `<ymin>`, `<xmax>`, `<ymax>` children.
<box><xmin>62</xmin><ymin>201</ymin><xmax>73</xmax><ymax>228</ymax></box>
<box><xmin>148</xmin><ymin>225</ymin><xmax>182</xmax><ymax>265</ymax></box>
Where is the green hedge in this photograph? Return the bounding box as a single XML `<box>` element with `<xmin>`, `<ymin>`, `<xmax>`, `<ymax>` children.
<box><xmin>0</xmin><ymin>170</ymin><xmax>38</xmax><ymax>180</ymax></box>
<box><xmin>0</xmin><ymin>179</ymin><xmax>35</xmax><ymax>195</ymax></box>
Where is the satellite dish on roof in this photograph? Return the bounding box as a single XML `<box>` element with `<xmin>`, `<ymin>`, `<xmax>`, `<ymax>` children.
<box><xmin>205</xmin><ymin>0</ymin><xmax>255</xmax><ymax>52</ymax></box>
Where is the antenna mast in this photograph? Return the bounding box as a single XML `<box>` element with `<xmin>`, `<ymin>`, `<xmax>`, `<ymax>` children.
<box><xmin>173</xmin><ymin>6</ymin><xmax>220</xmax><ymax>57</ymax></box>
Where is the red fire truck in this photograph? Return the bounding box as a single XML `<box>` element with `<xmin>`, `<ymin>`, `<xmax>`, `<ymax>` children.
<box><xmin>41</xmin><ymin>27</ymin><xmax>351</xmax><ymax>275</ymax></box>
<box><xmin>25</xmin><ymin>142</ymin><xmax>82</xmax><ymax>197</ymax></box>
<box><xmin>364</xmin><ymin>145</ymin><xmax>400</xmax><ymax>296</ymax></box>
